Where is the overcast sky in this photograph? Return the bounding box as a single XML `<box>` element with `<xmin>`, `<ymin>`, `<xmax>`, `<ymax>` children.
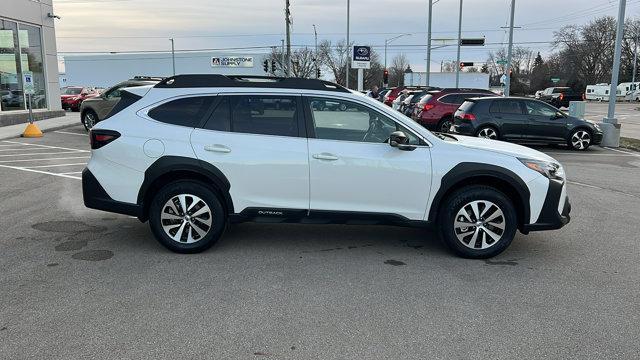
<box><xmin>53</xmin><ymin>0</ymin><xmax>640</xmax><ymax>72</ymax></box>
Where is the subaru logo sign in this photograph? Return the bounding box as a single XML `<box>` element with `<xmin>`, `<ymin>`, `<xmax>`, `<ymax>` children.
<box><xmin>353</xmin><ymin>46</ymin><xmax>371</xmax><ymax>62</ymax></box>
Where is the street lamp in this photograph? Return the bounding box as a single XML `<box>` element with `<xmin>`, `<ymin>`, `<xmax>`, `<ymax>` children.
<box><xmin>384</xmin><ymin>33</ymin><xmax>411</xmax><ymax>87</ymax></box>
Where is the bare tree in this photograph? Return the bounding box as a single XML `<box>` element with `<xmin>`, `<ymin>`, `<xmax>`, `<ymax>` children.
<box><xmin>318</xmin><ymin>39</ymin><xmax>383</xmax><ymax>89</ymax></box>
<box><xmin>267</xmin><ymin>46</ymin><xmax>316</xmax><ymax>78</ymax></box>
<box><xmin>389</xmin><ymin>54</ymin><xmax>409</xmax><ymax>87</ymax></box>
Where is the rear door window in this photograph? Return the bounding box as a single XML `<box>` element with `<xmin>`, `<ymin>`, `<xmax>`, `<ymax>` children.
<box><xmin>490</xmin><ymin>100</ymin><xmax>524</xmax><ymax>114</ymax></box>
<box><xmin>229</xmin><ymin>95</ymin><xmax>300</xmax><ymax>137</ymax></box>
<box><xmin>148</xmin><ymin>96</ymin><xmax>216</xmax><ymax>127</ymax></box>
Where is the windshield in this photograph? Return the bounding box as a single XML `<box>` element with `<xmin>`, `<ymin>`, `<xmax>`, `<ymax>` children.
<box><xmin>63</xmin><ymin>88</ymin><xmax>82</xmax><ymax>95</ymax></box>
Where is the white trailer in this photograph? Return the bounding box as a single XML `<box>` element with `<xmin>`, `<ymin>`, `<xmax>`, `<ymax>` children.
<box><xmin>585</xmin><ymin>83</ymin><xmax>622</xmax><ymax>101</ymax></box>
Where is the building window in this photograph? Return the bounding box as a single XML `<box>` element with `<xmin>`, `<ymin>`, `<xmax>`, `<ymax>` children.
<box><xmin>0</xmin><ymin>19</ymin><xmax>24</xmax><ymax>111</ymax></box>
<box><xmin>18</xmin><ymin>23</ymin><xmax>46</xmax><ymax>110</ymax></box>
<box><xmin>0</xmin><ymin>19</ymin><xmax>46</xmax><ymax>112</ymax></box>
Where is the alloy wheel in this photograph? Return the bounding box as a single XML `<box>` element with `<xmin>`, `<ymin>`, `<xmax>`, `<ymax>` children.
<box><xmin>84</xmin><ymin>113</ymin><xmax>97</xmax><ymax>130</ymax></box>
<box><xmin>440</xmin><ymin>120</ymin><xmax>452</xmax><ymax>133</ymax></box>
<box><xmin>454</xmin><ymin>200</ymin><xmax>505</xmax><ymax>250</ymax></box>
<box><xmin>160</xmin><ymin>194</ymin><xmax>213</xmax><ymax>244</ymax></box>
<box><xmin>571</xmin><ymin>130</ymin><xmax>591</xmax><ymax>150</ymax></box>
<box><xmin>477</xmin><ymin>127</ymin><xmax>498</xmax><ymax>139</ymax></box>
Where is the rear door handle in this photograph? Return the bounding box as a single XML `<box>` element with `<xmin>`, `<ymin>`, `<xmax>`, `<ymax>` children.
<box><xmin>204</xmin><ymin>144</ymin><xmax>231</xmax><ymax>153</ymax></box>
<box><xmin>313</xmin><ymin>153</ymin><xmax>339</xmax><ymax>161</ymax></box>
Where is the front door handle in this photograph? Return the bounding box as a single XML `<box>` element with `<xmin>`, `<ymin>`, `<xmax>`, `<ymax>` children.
<box><xmin>204</xmin><ymin>144</ymin><xmax>231</xmax><ymax>153</ymax></box>
<box><xmin>313</xmin><ymin>153</ymin><xmax>339</xmax><ymax>161</ymax></box>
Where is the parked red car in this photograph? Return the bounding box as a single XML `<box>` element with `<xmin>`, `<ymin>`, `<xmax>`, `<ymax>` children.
<box><xmin>412</xmin><ymin>88</ymin><xmax>496</xmax><ymax>132</ymax></box>
<box><xmin>61</xmin><ymin>87</ymin><xmax>98</xmax><ymax>112</ymax></box>
<box><xmin>383</xmin><ymin>86</ymin><xmax>425</xmax><ymax>106</ymax></box>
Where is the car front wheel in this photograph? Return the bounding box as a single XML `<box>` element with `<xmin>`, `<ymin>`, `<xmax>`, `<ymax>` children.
<box><xmin>568</xmin><ymin>129</ymin><xmax>591</xmax><ymax>150</ymax></box>
<box><xmin>149</xmin><ymin>181</ymin><xmax>226</xmax><ymax>253</ymax></box>
<box><xmin>438</xmin><ymin>185</ymin><xmax>517</xmax><ymax>258</ymax></box>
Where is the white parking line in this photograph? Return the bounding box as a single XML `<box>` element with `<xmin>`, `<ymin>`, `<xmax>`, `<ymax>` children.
<box><xmin>603</xmin><ymin>147</ymin><xmax>640</xmax><ymax>157</ymax></box>
<box><xmin>567</xmin><ymin>180</ymin><xmax>601</xmax><ymax>189</ymax></box>
<box><xmin>0</xmin><ymin>147</ymin><xmax>57</xmax><ymax>152</ymax></box>
<box><xmin>0</xmin><ymin>164</ymin><xmax>81</xmax><ymax>180</ymax></box>
<box><xmin>59</xmin><ymin>171</ymin><xmax>83</xmax><ymax>175</ymax></box>
<box><xmin>24</xmin><ymin>163</ymin><xmax>87</xmax><ymax>169</ymax></box>
<box><xmin>0</xmin><ymin>151</ymin><xmax>85</xmax><ymax>158</ymax></box>
<box><xmin>1</xmin><ymin>140</ymin><xmax>90</xmax><ymax>153</ymax></box>
<box><xmin>54</xmin><ymin>130</ymin><xmax>87</xmax><ymax>136</ymax></box>
<box><xmin>0</xmin><ymin>156</ymin><xmax>89</xmax><ymax>163</ymax></box>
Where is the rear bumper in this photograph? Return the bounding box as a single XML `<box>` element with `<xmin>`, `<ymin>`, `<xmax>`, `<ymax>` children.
<box><xmin>522</xmin><ymin>179</ymin><xmax>570</xmax><ymax>233</ymax></box>
<box><xmin>82</xmin><ymin>168</ymin><xmax>143</xmax><ymax>219</ymax></box>
<box><xmin>452</xmin><ymin>121</ymin><xmax>475</xmax><ymax>135</ymax></box>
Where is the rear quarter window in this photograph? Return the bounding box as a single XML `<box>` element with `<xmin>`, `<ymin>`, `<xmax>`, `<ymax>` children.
<box><xmin>148</xmin><ymin>96</ymin><xmax>215</xmax><ymax>127</ymax></box>
<box><xmin>458</xmin><ymin>100</ymin><xmax>475</xmax><ymax>113</ymax></box>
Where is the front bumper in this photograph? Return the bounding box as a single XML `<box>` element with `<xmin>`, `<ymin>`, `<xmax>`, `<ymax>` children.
<box><xmin>522</xmin><ymin>178</ymin><xmax>571</xmax><ymax>233</ymax></box>
<box><xmin>82</xmin><ymin>168</ymin><xmax>143</xmax><ymax>219</ymax></box>
<box><xmin>592</xmin><ymin>132</ymin><xmax>603</xmax><ymax>145</ymax></box>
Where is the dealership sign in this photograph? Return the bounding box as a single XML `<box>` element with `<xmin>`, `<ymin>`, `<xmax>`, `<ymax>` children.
<box><xmin>211</xmin><ymin>56</ymin><xmax>254</xmax><ymax>68</ymax></box>
<box><xmin>352</xmin><ymin>46</ymin><xmax>371</xmax><ymax>69</ymax></box>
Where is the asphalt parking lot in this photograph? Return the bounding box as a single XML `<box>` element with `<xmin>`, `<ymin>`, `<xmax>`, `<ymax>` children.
<box><xmin>1</xmin><ymin>125</ymin><xmax>639</xmax><ymax>359</ymax></box>
<box><xmin>583</xmin><ymin>101</ymin><xmax>639</xmax><ymax>139</ymax></box>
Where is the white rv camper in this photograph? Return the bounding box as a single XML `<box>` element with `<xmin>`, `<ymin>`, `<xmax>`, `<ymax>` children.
<box><xmin>585</xmin><ymin>84</ymin><xmax>612</xmax><ymax>101</ymax></box>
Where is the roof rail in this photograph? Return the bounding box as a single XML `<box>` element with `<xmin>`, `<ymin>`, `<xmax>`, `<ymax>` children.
<box><xmin>154</xmin><ymin>74</ymin><xmax>350</xmax><ymax>93</ymax></box>
<box><xmin>132</xmin><ymin>76</ymin><xmax>166</xmax><ymax>81</ymax></box>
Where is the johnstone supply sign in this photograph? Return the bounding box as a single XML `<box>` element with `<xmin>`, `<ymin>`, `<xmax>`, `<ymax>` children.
<box><xmin>211</xmin><ymin>56</ymin><xmax>254</xmax><ymax>68</ymax></box>
<box><xmin>352</xmin><ymin>46</ymin><xmax>371</xmax><ymax>69</ymax></box>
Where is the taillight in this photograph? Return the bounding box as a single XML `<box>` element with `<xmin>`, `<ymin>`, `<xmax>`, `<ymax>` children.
<box><xmin>462</xmin><ymin>113</ymin><xmax>476</xmax><ymax>121</ymax></box>
<box><xmin>90</xmin><ymin>129</ymin><xmax>120</xmax><ymax>149</ymax></box>
<box><xmin>422</xmin><ymin>103</ymin><xmax>435</xmax><ymax>111</ymax></box>
<box><xmin>582</xmin><ymin>93</ymin><xmax>586</xmax><ymax>101</ymax></box>
<box><xmin>559</xmin><ymin>93</ymin><xmax>564</xmax><ymax>101</ymax></box>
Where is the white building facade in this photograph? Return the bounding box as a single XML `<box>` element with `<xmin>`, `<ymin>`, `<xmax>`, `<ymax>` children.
<box><xmin>1</xmin><ymin>0</ymin><xmax>63</xmax><ymax>125</ymax></box>
<box><xmin>64</xmin><ymin>52</ymin><xmax>272</xmax><ymax>88</ymax></box>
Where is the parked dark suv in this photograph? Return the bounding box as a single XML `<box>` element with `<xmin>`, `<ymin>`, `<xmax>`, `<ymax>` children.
<box><xmin>413</xmin><ymin>88</ymin><xmax>496</xmax><ymax>132</ymax></box>
<box><xmin>80</xmin><ymin>76</ymin><xmax>164</xmax><ymax>130</ymax></box>
<box><xmin>452</xmin><ymin>97</ymin><xmax>603</xmax><ymax>150</ymax></box>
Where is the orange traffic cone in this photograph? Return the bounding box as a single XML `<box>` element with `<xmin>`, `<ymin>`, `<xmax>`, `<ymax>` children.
<box><xmin>22</xmin><ymin>122</ymin><xmax>43</xmax><ymax>138</ymax></box>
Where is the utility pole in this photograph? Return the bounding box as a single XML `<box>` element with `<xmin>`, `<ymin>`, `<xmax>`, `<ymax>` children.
<box><xmin>281</xmin><ymin>39</ymin><xmax>285</xmax><ymax>76</ymax></box>
<box><xmin>285</xmin><ymin>0</ymin><xmax>292</xmax><ymax>77</ymax></box>
<box><xmin>601</xmin><ymin>0</ymin><xmax>626</xmax><ymax>147</ymax></box>
<box><xmin>169</xmin><ymin>38</ymin><xmax>175</xmax><ymax>76</ymax></box>
<box><xmin>504</xmin><ymin>0</ymin><xmax>516</xmax><ymax>96</ymax></box>
<box><xmin>313</xmin><ymin>24</ymin><xmax>319</xmax><ymax>79</ymax></box>
<box><xmin>632</xmin><ymin>27</ymin><xmax>638</xmax><ymax>89</ymax></box>
<box><xmin>346</xmin><ymin>0</ymin><xmax>350</xmax><ymax>89</ymax></box>
<box><xmin>426</xmin><ymin>0</ymin><xmax>433</xmax><ymax>87</ymax></box>
<box><xmin>455</xmin><ymin>0</ymin><xmax>463</xmax><ymax>88</ymax></box>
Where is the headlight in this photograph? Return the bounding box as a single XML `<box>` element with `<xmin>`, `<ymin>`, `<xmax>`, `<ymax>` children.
<box><xmin>519</xmin><ymin>158</ymin><xmax>565</xmax><ymax>181</ymax></box>
<box><xmin>593</xmin><ymin>123</ymin><xmax>602</xmax><ymax>132</ymax></box>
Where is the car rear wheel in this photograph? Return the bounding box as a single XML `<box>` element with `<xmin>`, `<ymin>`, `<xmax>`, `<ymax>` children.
<box><xmin>476</xmin><ymin>126</ymin><xmax>499</xmax><ymax>140</ymax></box>
<box><xmin>438</xmin><ymin>117</ymin><xmax>453</xmax><ymax>133</ymax></box>
<box><xmin>82</xmin><ymin>110</ymin><xmax>98</xmax><ymax>131</ymax></box>
<box><xmin>438</xmin><ymin>185</ymin><xmax>517</xmax><ymax>258</ymax></box>
<box><xmin>149</xmin><ymin>181</ymin><xmax>226</xmax><ymax>253</ymax></box>
<box><xmin>568</xmin><ymin>129</ymin><xmax>591</xmax><ymax>150</ymax></box>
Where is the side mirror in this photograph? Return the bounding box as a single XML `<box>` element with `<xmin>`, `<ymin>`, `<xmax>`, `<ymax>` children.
<box><xmin>552</xmin><ymin>111</ymin><xmax>565</xmax><ymax>119</ymax></box>
<box><xmin>389</xmin><ymin>131</ymin><xmax>416</xmax><ymax>151</ymax></box>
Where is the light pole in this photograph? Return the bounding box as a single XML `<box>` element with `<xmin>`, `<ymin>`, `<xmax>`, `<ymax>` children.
<box><xmin>632</xmin><ymin>27</ymin><xmax>638</xmax><ymax>90</ymax></box>
<box><xmin>169</xmin><ymin>38</ymin><xmax>175</xmax><ymax>76</ymax></box>
<box><xmin>384</xmin><ymin>33</ymin><xmax>411</xmax><ymax>87</ymax></box>
<box><xmin>504</xmin><ymin>0</ymin><xmax>516</xmax><ymax>96</ymax></box>
<box><xmin>601</xmin><ymin>0</ymin><xmax>626</xmax><ymax>147</ymax></box>
<box><xmin>455</xmin><ymin>0</ymin><xmax>463</xmax><ymax>88</ymax></box>
<box><xmin>346</xmin><ymin>0</ymin><xmax>350</xmax><ymax>89</ymax></box>
<box><xmin>313</xmin><ymin>24</ymin><xmax>319</xmax><ymax>79</ymax></box>
<box><xmin>425</xmin><ymin>0</ymin><xmax>441</xmax><ymax>87</ymax></box>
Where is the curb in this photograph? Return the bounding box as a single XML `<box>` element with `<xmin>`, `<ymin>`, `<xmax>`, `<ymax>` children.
<box><xmin>0</xmin><ymin>120</ymin><xmax>80</xmax><ymax>141</ymax></box>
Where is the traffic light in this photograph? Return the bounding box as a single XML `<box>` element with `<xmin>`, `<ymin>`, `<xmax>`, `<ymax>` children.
<box><xmin>383</xmin><ymin>69</ymin><xmax>389</xmax><ymax>85</ymax></box>
<box><xmin>316</xmin><ymin>68</ymin><xmax>321</xmax><ymax>78</ymax></box>
<box><xmin>263</xmin><ymin>60</ymin><xmax>269</xmax><ymax>72</ymax></box>
<box><xmin>460</xmin><ymin>62</ymin><xmax>474</xmax><ymax>69</ymax></box>
<box><xmin>271</xmin><ymin>60</ymin><xmax>276</xmax><ymax>73</ymax></box>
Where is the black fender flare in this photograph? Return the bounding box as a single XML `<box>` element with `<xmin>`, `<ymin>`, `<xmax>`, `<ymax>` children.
<box><xmin>428</xmin><ymin>162</ymin><xmax>531</xmax><ymax>226</ymax></box>
<box><xmin>137</xmin><ymin>156</ymin><xmax>233</xmax><ymax>219</ymax></box>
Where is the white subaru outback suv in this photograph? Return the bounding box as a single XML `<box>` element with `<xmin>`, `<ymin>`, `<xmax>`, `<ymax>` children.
<box><xmin>82</xmin><ymin>75</ymin><xmax>570</xmax><ymax>258</ymax></box>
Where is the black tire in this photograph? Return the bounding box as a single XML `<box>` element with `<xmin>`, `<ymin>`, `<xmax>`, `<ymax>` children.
<box><xmin>82</xmin><ymin>110</ymin><xmax>99</xmax><ymax>131</ymax></box>
<box><xmin>438</xmin><ymin>185</ymin><xmax>518</xmax><ymax>259</ymax></box>
<box><xmin>437</xmin><ymin>117</ymin><xmax>454</xmax><ymax>133</ymax></box>
<box><xmin>476</xmin><ymin>125</ymin><xmax>500</xmax><ymax>140</ymax></box>
<box><xmin>567</xmin><ymin>128</ymin><xmax>592</xmax><ymax>151</ymax></box>
<box><xmin>149</xmin><ymin>181</ymin><xmax>226</xmax><ymax>253</ymax></box>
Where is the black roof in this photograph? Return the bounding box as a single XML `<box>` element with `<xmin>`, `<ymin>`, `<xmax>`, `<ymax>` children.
<box><xmin>154</xmin><ymin>74</ymin><xmax>350</xmax><ymax>93</ymax></box>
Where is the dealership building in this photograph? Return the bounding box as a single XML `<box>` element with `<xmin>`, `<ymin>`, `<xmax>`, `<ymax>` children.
<box><xmin>1</xmin><ymin>0</ymin><xmax>63</xmax><ymax>126</ymax></box>
<box><xmin>64</xmin><ymin>52</ymin><xmax>271</xmax><ymax>88</ymax></box>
